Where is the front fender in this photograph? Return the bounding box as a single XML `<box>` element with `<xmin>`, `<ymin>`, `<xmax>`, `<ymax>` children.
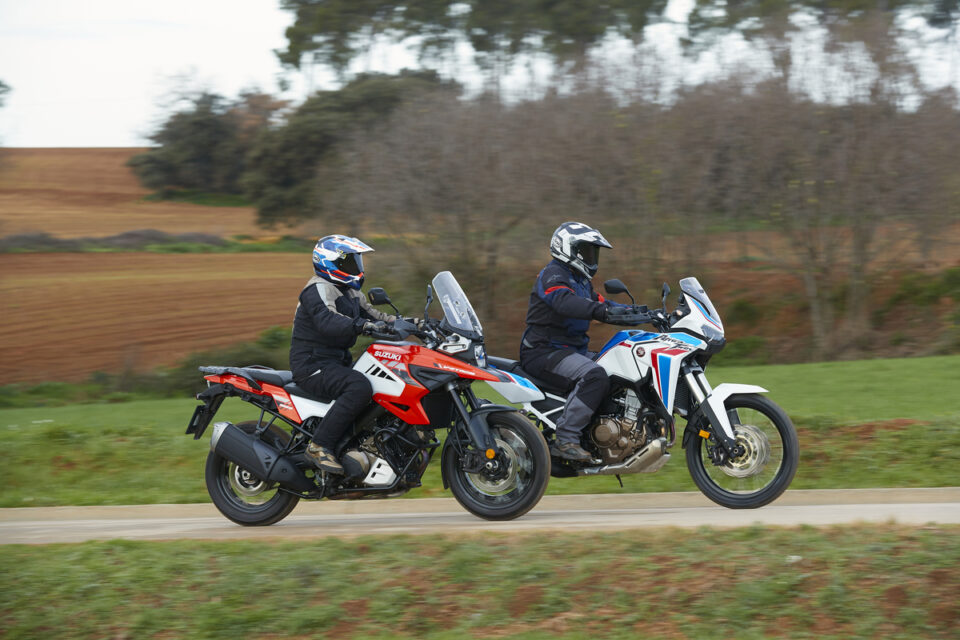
<box><xmin>685</xmin><ymin>383</ymin><xmax>768</xmax><ymax>447</ymax></box>
<box><xmin>440</xmin><ymin>404</ymin><xmax>518</xmax><ymax>489</ymax></box>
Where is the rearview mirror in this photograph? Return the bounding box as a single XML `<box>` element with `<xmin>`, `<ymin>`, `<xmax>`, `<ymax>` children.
<box><xmin>603</xmin><ymin>279</ymin><xmax>628</xmax><ymax>295</ymax></box>
<box><xmin>367</xmin><ymin>288</ymin><xmax>391</xmax><ymax>306</ymax></box>
<box><xmin>604</xmin><ymin>278</ymin><xmax>635</xmax><ymax>305</ymax></box>
<box><xmin>661</xmin><ymin>282</ymin><xmax>671</xmax><ymax>309</ymax></box>
<box><xmin>424</xmin><ymin>284</ymin><xmax>433</xmax><ymax>321</ymax></box>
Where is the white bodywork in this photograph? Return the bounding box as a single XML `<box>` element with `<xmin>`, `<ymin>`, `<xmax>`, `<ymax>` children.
<box><xmin>704</xmin><ymin>383</ymin><xmax>769</xmax><ymax>440</ymax></box>
<box><xmin>513</xmin><ymin>277</ymin><xmax>766</xmax><ymax>435</ymax></box>
<box><xmin>289</xmin><ymin>394</ymin><xmax>333</xmax><ymax>420</ymax></box>
<box><xmin>486</xmin><ymin>369</ymin><xmax>546</xmax><ymax>403</ymax></box>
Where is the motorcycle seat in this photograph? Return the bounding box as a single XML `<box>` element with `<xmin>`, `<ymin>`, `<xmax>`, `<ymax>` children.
<box><xmin>239</xmin><ymin>366</ymin><xmax>294</xmax><ymax>387</ymax></box>
<box><xmin>198</xmin><ymin>365</ymin><xmax>293</xmax><ymax>388</ymax></box>
<box><xmin>283</xmin><ymin>382</ymin><xmax>334</xmax><ymax>404</ymax></box>
<box><xmin>487</xmin><ymin>356</ymin><xmax>568</xmax><ymax>397</ymax></box>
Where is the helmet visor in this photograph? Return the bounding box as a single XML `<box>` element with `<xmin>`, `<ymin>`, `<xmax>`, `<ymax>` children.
<box><xmin>575</xmin><ymin>243</ymin><xmax>600</xmax><ymax>268</ymax></box>
<box><xmin>337</xmin><ymin>252</ymin><xmax>364</xmax><ymax>276</ymax></box>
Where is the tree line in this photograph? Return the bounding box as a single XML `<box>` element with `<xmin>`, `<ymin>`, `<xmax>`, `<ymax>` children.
<box><xmin>130</xmin><ymin>7</ymin><xmax>960</xmax><ymax>361</ymax></box>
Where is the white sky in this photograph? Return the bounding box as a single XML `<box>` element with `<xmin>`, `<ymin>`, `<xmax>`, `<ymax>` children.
<box><xmin>0</xmin><ymin>0</ymin><xmax>304</xmax><ymax>147</ymax></box>
<box><xmin>1</xmin><ymin>1</ymin><xmax>956</xmax><ymax>147</ymax></box>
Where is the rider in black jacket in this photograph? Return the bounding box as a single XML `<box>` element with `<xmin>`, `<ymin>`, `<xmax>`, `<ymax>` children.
<box><xmin>520</xmin><ymin>222</ymin><xmax>631</xmax><ymax>461</ymax></box>
<box><xmin>290</xmin><ymin>235</ymin><xmax>395</xmax><ymax>474</ymax></box>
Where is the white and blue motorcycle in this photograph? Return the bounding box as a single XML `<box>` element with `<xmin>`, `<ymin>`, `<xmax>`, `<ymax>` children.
<box><xmin>487</xmin><ymin>277</ymin><xmax>799</xmax><ymax>509</ymax></box>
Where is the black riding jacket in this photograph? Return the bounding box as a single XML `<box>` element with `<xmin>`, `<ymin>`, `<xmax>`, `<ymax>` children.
<box><xmin>290</xmin><ymin>276</ymin><xmax>394</xmax><ymax>377</ymax></box>
<box><xmin>520</xmin><ymin>259</ymin><xmax>622</xmax><ymax>357</ymax></box>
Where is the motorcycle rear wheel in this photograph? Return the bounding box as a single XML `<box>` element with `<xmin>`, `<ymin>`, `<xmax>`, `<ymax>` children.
<box><xmin>686</xmin><ymin>393</ymin><xmax>798</xmax><ymax>509</ymax></box>
<box><xmin>442</xmin><ymin>412</ymin><xmax>550</xmax><ymax>521</ymax></box>
<box><xmin>205</xmin><ymin>421</ymin><xmax>301</xmax><ymax>526</ymax></box>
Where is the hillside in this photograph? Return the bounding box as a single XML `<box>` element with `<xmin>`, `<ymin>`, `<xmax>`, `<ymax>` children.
<box><xmin>0</xmin><ymin>148</ymin><xmax>305</xmax><ymax>239</ymax></box>
<box><xmin>1</xmin><ymin>148</ymin><xmax>958</xmax><ymax>384</ymax></box>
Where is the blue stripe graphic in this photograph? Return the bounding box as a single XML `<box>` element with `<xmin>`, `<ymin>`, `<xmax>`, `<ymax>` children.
<box><xmin>691</xmin><ymin>298</ymin><xmax>721</xmax><ymax>328</ymax></box>
<box><xmin>657</xmin><ymin>354</ymin><xmax>671</xmax><ymax>406</ymax></box>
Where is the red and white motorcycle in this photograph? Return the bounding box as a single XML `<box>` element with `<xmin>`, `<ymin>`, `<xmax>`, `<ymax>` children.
<box><xmin>489</xmin><ymin>277</ymin><xmax>799</xmax><ymax>509</ymax></box>
<box><xmin>186</xmin><ymin>271</ymin><xmax>549</xmax><ymax>526</ymax></box>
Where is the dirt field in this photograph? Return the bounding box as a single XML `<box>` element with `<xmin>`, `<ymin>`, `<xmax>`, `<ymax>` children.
<box><xmin>0</xmin><ymin>252</ymin><xmax>308</xmax><ymax>384</ymax></box>
<box><xmin>0</xmin><ymin>148</ymin><xmax>306</xmax><ymax>239</ymax></box>
<box><xmin>1</xmin><ymin>148</ymin><xmax>957</xmax><ymax>384</ymax></box>
<box><xmin>0</xmin><ymin>149</ymin><xmax>319</xmax><ymax>383</ymax></box>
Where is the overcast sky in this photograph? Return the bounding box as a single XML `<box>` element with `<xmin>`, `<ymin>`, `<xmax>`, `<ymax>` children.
<box><xmin>0</xmin><ymin>0</ymin><xmax>717</xmax><ymax>148</ymax></box>
<box><xmin>1</xmin><ymin>1</ymin><xmax>956</xmax><ymax>148</ymax></box>
<box><xmin>0</xmin><ymin>0</ymin><xmax>309</xmax><ymax>147</ymax></box>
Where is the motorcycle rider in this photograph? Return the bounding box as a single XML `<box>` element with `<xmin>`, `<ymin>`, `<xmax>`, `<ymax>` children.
<box><xmin>291</xmin><ymin>235</ymin><xmax>396</xmax><ymax>475</ymax></box>
<box><xmin>519</xmin><ymin>222</ymin><xmax>640</xmax><ymax>462</ymax></box>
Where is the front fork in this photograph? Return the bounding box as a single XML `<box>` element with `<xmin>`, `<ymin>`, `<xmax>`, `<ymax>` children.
<box><xmin>682</xmin><ymin>365</ymin><xmax>745</xmax><ymax>460</ymax></box>
<box><xmin>444</xmin><ymin>382</ymin><xmax>510</xmax><ymax>478</ymax></box>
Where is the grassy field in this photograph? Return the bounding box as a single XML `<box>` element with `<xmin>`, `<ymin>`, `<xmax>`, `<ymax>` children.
<box><xmin>1</xmin><ymin>355</ymin><xmax>957</xmax><ymax>507</ymax></box>
<box><xmin>1</xmin><ymin>525</ymin><xmax>957</xmax><ymax>639</ymax></box>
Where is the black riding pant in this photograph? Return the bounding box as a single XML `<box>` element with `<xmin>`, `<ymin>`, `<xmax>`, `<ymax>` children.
<box><xmin>520</xmin><ymin>348</ymin><xmax>610</xmax><ymax>445</ymax></box>
<box><xmin>294</xmin><ymin>361</ymin><xmax>372</xmax><ymax>450</ymax></box>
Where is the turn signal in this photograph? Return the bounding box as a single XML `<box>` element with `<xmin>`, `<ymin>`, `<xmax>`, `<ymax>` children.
<box><xmin>485</xmin><ymin>448</ymin><xmax>496</xmax><ymax>459</ymax></box>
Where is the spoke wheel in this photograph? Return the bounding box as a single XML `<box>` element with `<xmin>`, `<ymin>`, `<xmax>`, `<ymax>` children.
<box><xmin>443</xmin><ymin>412</ymin><xmax>549</xmax><ymax>521</ymax></box>
<box><xmin>205</xmin><ymin>421</ymin><xmax>301</xmax><ymax>526</ymax></box>
<box><xmin>686</xmin><ymin>394</ymin><xmax>798</xmax><ymax>509</ymax></box>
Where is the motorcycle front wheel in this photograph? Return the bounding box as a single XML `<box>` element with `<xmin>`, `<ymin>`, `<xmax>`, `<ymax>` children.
<box><xmin>442</xmin><ymin>412</ymin><xmax>550</xmax><ymax>521</ymax></box>
<box><xmin>686</xmin><ymin>393</ymin><xmax>798</xmax><ymax>509</ymax></box>
<box><xmin>205</xmin><ymin>420</ymin><xmax>301</xmax><ymax>526</ymax></box>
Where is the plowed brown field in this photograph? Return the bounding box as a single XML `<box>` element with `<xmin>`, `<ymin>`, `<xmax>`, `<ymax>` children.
<box><xmin>0</xmin><ymin>148</ymin><xmax>306</xmax><ymax>238</ymax></box>
<box><xmin>0</xmin><ymin>253</ymin><xmax>308</xmax><ymax>384</ymax></box>
<box><xmin>2</xmin><ymin>149</ymin><xmax>958</xmax><ymax>384</ymax></box>
<box><xmin>0</xmin><ymin>149</ymin><xmax>319</xmax><ymax>383</ymax></box>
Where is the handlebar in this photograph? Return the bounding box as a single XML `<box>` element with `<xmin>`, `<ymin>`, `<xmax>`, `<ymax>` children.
<box><xmin>604</xmin><ymin>305</ymin><xmax>669</xmax><ymax>330</ymax></box>
<box><xmin>365</xmin><ymin>317</ymin><xmax>446</xmax><ymax>344</ymax></box>
<box><xmin>368</xmin><ymin>329</ymin><xmax>403</xmax><ymax>341</ymax></box>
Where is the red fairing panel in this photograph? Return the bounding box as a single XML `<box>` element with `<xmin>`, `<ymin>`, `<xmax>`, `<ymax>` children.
<box><xmin>365</xmin><ymin>343</ymin><xmax>498</xmax><ymax>425</ymax></box>
<box><xmin>203</xmin><ymin>373</ymin><xmax>303</xmax><ymax>424</ymax></box>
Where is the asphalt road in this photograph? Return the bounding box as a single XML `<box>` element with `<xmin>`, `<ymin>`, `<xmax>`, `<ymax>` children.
<box><xmin>2</xmin><ymin>488</ymin><xmax>958</xmax><ymax>544</ymax></box>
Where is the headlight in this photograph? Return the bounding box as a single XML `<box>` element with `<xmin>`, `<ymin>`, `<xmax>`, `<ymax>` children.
<box><xmin>701</xmin><ymin>324</ymin><xmax>725</xmax><ymax>342</ymax></box>
<box><xmin>474</xmin><ymin>344</ymin><xmax>487</xmax><ymax>368</ymax></box>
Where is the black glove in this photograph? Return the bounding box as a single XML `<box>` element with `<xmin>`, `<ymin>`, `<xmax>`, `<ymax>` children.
<box><xmin>603</xmin><ymin>306</ymin><xmax>630</xmax><ymax>323</ymax></box>
<box><xmin>604</xmin><ymin>305</ymin><xmax>651</xmax><ymax>326</ymax></box>
<box><xmin>402</xmin><ymin>316</ymin><xmax>424</xmax><ymax>329</ymax></box>
<box><xmin>360</xmin><ymin>320</ymin><xmax>388</xmax><ymax>335</ymax></box>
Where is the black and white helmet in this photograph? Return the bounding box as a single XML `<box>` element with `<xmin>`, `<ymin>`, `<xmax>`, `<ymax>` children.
<box><xmin>550</xmin><ymin>221</ymin><xmax>612</xmax><ymax>278</ymax></box>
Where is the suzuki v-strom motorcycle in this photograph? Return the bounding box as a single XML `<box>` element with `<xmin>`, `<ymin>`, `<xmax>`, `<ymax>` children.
<box><xmin>186</xmin><ymin>271</ymin><xmax>550</xmax><ymax>526</ymax></box>
<box><xmin>488</xmin><ymin>277</ymin><xmax>798</xmax><ymax>509</ymax></box>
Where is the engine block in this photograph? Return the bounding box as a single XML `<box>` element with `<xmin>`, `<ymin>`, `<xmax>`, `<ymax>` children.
<box><xmin>591</xmin><ymin>415</ymin><xmax>647</xmax><ymax>464</ymax></box>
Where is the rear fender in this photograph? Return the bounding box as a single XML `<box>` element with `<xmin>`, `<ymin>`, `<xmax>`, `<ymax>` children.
<box><xmin>186</xmin><ymin>384</ymin><xmax>226</xmax><ymax>440</ymax></box>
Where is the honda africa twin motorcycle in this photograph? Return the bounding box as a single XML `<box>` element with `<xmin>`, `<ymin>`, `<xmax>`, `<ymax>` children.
<box><xmin>186</xmin><ymin>271</ymin><xmax>550</xmax><ymax>526</ymax></box>
<box><xmin>488</xmin><ymin>277</ymin><xmax>798</xmax><ymax>509</ymax></box>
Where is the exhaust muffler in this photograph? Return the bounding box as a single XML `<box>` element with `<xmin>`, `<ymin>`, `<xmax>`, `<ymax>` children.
<box><xmin>210</xmin><ymin>422</ymin><xmax>315</xmax><ymax>493</ymax></box>
<box><xmin>577</xmin><ymin>437</ymin><xmax>670</xmax><ymax>477</ymax></box>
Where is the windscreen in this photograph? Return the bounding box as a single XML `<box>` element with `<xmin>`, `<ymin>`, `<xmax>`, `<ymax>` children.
<box><xmin>679</xmin><ymin>277</ymin><xmax>723</xmax><ymax>331</ymax></box>
<box><xmin>432</xmin><ymin>271</ymin><xmax>483</xmax><ymax>337</ymax></box>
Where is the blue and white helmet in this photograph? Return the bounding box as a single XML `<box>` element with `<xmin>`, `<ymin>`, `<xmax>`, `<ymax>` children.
<box><xmin>550</xmin><ymin>222</ymin><xmax>612</xmax><ymax>278</ymax></box>
<box><xmin>312</xmin><ymin>235</ymin><xmax>374</xmax><ymax>289</ymax></box>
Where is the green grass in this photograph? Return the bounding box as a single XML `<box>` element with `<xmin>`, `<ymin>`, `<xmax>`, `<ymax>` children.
<box><xmin>0</xmin><ymin>233</ymin><xmax>315</xmax><ymax>255</ymax></box>
<box><xmin>142</xmin><ymin>189</ymin><xmax>252</xmax><ymax>207</ymax></box>
<box><xmin>705</xmin><ymin>355</ymin><xmax>960</xmax><ymax>422</ymax></box>
<box><xmin>1</xmin><ymin>355</ymin><xmax>958</xmax><ymax>507</ymax></box>
<box><xmin>1</xmin><ymin>525</ymin><xmax>958</xmax><ymax>639</ymax></box>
